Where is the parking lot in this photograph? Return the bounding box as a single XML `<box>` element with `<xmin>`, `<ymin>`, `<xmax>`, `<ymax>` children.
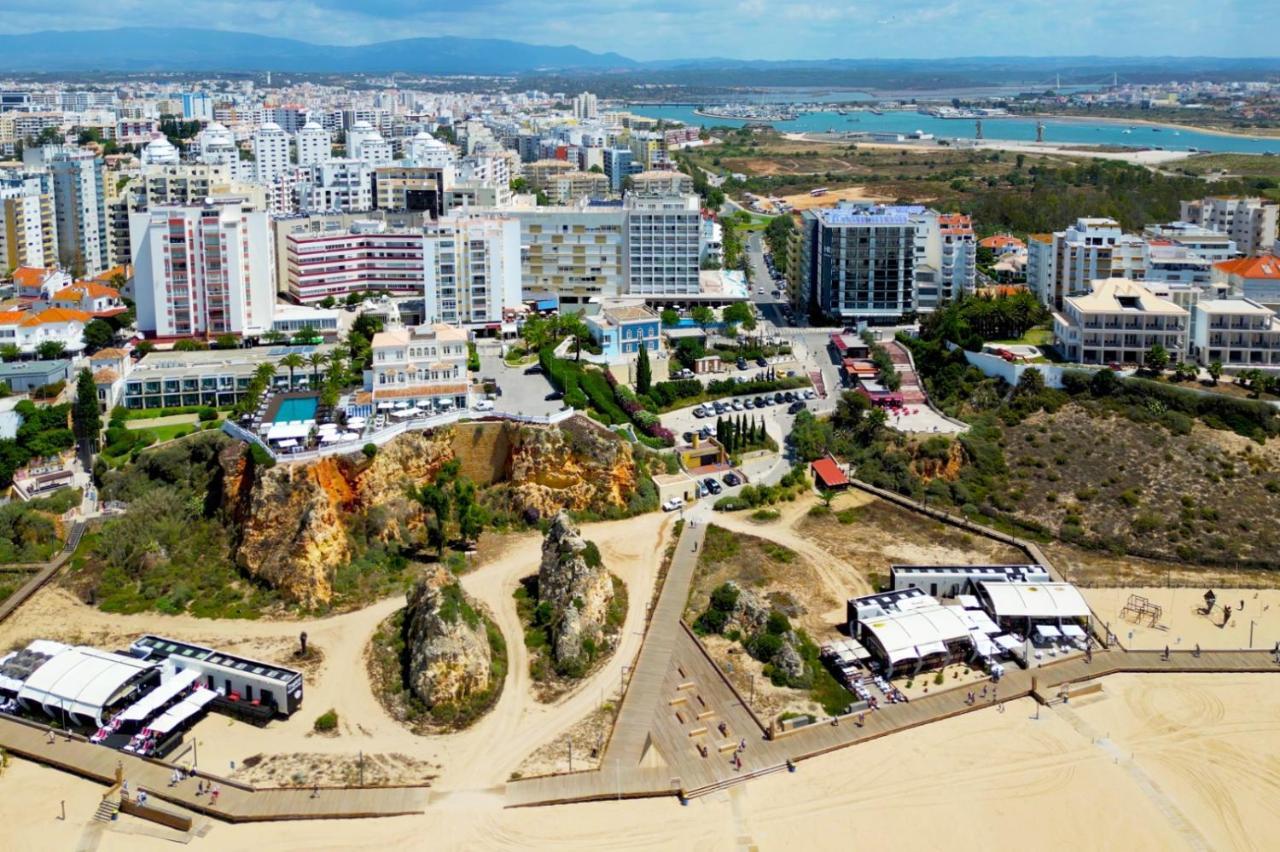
<box><xmin>474</xmin><ymin>340</ymin><xmax>565</xmax><ymax>418</ymax></box>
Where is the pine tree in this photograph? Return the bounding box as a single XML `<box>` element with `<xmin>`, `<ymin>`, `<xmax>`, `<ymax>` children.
<box><xmin>72</xmin><ymin>368</ymin><xmax>101</xmax><ymax>452</ymax></box>
<box><xmin>635</xmin><ymin>344</ymin><xmax>652</xmax><ymax>396</ymax></box>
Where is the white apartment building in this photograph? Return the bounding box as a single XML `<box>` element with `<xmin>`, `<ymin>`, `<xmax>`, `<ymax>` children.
<box><xmin>295</xmin><ymin>121</ymin><xmax>330</xmax><ymax>167</ymax></box>
<box><xmin>252</xmin><ymin>122</ymin><xmax>290</xmax><ymax>185</ymax></box>
<box><xmin>405</xmin><ymin>131</ymin><xmax>455</xmax><ymax>176</ymax></box>
<box><xmin>518</xmin><ymin>202</ymin><xmax>627</xmax><ymax>305</ymax></box>
<box><xmin>422</xmin><ymin>216</ymin><xmax>521</xmax><ymax>327</ymax></box>
<box><xmin>346</xmin><ymin>120</ymin><xmax>392</xmax><ymax>166</ymax></box>
<box><xmin>139</xmin><ymin>136</ymin><xmax>180</xmax><ymax>166</ymax></box>
<box><xmin>1181</xmin><ymin>197</ymin><xmax>1279</xmax><ymax>256</ymax></box>
<box><xmin>298</xmin><ymin>159</ymin><xmax>373</xmax><ymax>213</ymax></box>
<box><xmin>917</xmin><ymin>212</ymin><xmax>976</xmax><ymax>309</ymax></box>
<box><xmin>143</xmin><ymin>161</ymin><xmax>236</xmax><ymax>207</ymax></box>
<box><xmin>365</xmin><ymin>323</ymin><xmax>470</xmax><ymax>411</ymax></box>
<box><xmin>285</xmin><ymin>220</ymin><xmax>425</xmax><ymax>303</ymax></box>
<box><xmin>49</xmin><ymin>148</ymin><xmax>109</xmax><ymax>276</ymax></box>
<box><xmin>1142</xmin><ymin>221</ymin><xmax>1238</xmax><ymax>263</ymax></box>
<box><xmin>624</xmin><ymin>193</ymin><xmax>701</xmax><ymax>297</ymax></box>
<box><xmin>1052</xmin><ymin>278</ymin><xmax>1188</xmax><ymax>366</ymax></box>
<box><xmin>1033</xmin><ymin>217</ymin><xmax>1144</xmax><ymax>311</ymax></box>
<box><xmin>196</xmin><ymin>122</ymin><xmax>241</xmax><ymax>175</ymax></box>
<box><xmin>572</xmin><ymin>92</ymin><xmax>599</xmax><ymax>120</ymax></box>
<box><xmin>130</xmin><ymin>197</ymin><xmax>275</xmax><ymax>339</ymax></box>
<box><xmin>1192</xmin><ymin>298</ymin><xmax>1280</xmax><ymax>369</ymax></box>
<box><xmin>0</xmin><ymin>170</ymin><xmax>56</xmax><ymax>270</ymax></box>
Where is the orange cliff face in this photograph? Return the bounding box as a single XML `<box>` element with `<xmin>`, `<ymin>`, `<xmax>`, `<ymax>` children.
<box><xmin>220</xmin><ymin>417</ymin><xmax>639</xmax><ymax>608</ymax></box>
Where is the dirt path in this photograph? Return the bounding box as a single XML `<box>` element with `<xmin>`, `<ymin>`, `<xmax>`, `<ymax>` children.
<box><xmin>0</xmin><ymin>512</ymin><xmax>676</xmax><ymax>795</ymax></box>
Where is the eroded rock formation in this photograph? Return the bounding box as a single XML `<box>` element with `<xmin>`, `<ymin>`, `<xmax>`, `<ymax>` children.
<box><xmin>536</xmin><ymin>511</ymin><xmax>616</xmax><ymax>676</ymax></box>
<box><xmin>403</xmin><ymin>567</ymin><xmax>492</xmax><ymax>708</ymax></box>
<box><xmin>221</xmin><ymin>416</ymin><xmax>636</xmax><ymax>607</ymax></box>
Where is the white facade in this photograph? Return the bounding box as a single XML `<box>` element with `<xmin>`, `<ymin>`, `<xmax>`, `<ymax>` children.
<box><xmin>422</xmin><ymin>216</ymin><xmax>522</xmax><ymax>326</ymax></box>
<box><xmin>252</xmin><ymin>122</ymin><xmax>290</xmax><ymax>185</ymax></box>
<box><xmin>624</xmin><ymin>193</ymin><xmax>702</xmax><ymax>296</ymax></box>
<box><xmin>1181</xmin><ymin>197</ymin><xmax>1279</xmax><ymax>256</ymax></box>
<box><xmin>1038</xmin><ymin>218</ymin><xmax>1144</xmax><ymax>311</ymax></box>
<box><xmin>49</xmin><ymin>149</ymin><xmax>109</xmax><ymax>276</ymax></box>
<box><xmin>0</xmin><ymin>307</ymin><xmax>90</xmax><ymax>355</ymax></box>
<box><xmin>0</xmin><ymin>171</ymin><xmax>54</xmax><ymax>269</ymax></box>
<box><xmin>298</xmin><ymin>159</ymin><xmax>373</xmax><ymax>213</ymax></box>
<box><xmin>140</xmin><ymin>136</ymin><xmax>180</xmax><ymax>167</ymax></box>
<box><xmin>346</xmin><ymin>120</ymin><xmax>392</xmax><ymax>166</ymax></box>
<box><xmin>130</xmin><ymin>198</ymin><xmax>275</xmax><ymax>339</ymax></box>
<box><xmin>1053</xmin><ymin>278</ymin><xmax>1188</xmax><ymax>366</ymax></box>
<box><xmin>285</xmin><ymin>220</ymin><xmax>424</xmax><ymax>303</ymax></box>
<box><xmin>1192</xmin><ymin>298</ymin><xmax>1280</xmax><ymax>370</ymax></box>
<box><xmin>572</xmin><ymin>92</ymin><xmax>599</xmax><ymax>120</ymax></box>
<box><xmin>916</xmin><ymin>212</ymin><xmax>976</xmax><ymax>310</ymax></box>
<box><xmin>366</xmin><ymin>323</ymin><xmax>470</xmax><ymax>410</ymax></box>
<box><xmin>196</xmin><ymin>122</ymin><xmax>240</xmax><ymax>175</ymax></box>
<box><xmin>295</xmin><ymin>121</ymin><xmax>331</xmax><ymax>167</ymax></box>
<box><xmin>516</xmin><ymin>203</ymin><xmax>627</xmax><ymax>304</ymax></box>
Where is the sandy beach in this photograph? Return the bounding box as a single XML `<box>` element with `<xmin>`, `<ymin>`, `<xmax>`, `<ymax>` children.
<box><xmin>9</xmin><ymin>672</ymin><xmax>1280</xmax><ymax>851</ymax></box>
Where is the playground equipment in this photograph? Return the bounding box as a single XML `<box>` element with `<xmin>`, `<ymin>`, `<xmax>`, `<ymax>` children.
<box><xmin>1119</xmin><ymin>594</ymin><xmax>1162</xmax><ymax>626</ymax></box>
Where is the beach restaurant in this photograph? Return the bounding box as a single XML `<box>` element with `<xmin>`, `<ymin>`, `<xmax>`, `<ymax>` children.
<box><xmin>976</xmin><ymin>581</ymin><xmax>1092</xmax><ymax>643</ymax></box>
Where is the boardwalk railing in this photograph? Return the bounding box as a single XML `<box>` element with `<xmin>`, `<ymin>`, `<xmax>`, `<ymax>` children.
<box><xmin>223</xmin><ymin>408</ymin><xmax>577</xmax><ymax>463</ymax></box>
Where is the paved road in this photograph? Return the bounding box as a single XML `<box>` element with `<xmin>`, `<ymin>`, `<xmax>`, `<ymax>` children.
<box><xmin>473</xmin><ymin>340</ymin><xmax>564</xmax><ymax>419</ymax></box>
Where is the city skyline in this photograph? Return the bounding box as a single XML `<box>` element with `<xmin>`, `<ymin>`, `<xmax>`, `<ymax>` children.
<box><xmin>0</xmin><ymin>0</ymin><xmax>1275</xmax><ymax>62</ymax></box>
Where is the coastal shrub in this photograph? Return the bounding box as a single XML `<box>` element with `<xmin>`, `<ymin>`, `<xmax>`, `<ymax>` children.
<box><xmin>313</xmin><ymin>709</ymin><xmax>339</xmax><ymax>732</ymax></box>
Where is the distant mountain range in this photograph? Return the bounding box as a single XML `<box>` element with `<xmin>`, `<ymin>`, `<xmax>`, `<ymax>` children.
<box><xmin>0</xmin><ymin>28</ymin><xmax>1277</xmax><ymax>83</ymax></box>
<box><xmin>0</xmin><ymin>28</ymin><xmax>637</xmax><ymax>75</ymax></box>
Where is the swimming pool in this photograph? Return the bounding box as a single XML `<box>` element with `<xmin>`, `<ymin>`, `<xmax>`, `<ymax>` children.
<box><xmin>274</xmin><ymin>395</ymin><xmax>318</xmax><ymax>423</ymax></box>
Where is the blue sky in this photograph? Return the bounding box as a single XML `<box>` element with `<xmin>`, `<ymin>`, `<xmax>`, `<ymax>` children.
<box><xmin>0</xmin><ymin>0</ymin><xmax>1273</xmax><ymax>61</ymax></box>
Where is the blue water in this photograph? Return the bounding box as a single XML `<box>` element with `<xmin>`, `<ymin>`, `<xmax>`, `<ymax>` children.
<box><xmin>274</xmin><ymin>396</ymin><xmax>318</xmax><ymax>423</ymax></box>
<box><xmin>632</xmin><ymin>104</ymin><xmax>1280</xmax><ymax>154</ymax></box>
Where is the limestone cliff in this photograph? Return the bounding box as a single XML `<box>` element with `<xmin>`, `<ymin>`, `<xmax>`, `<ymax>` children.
<box><xmin>232</xmin><ymin>456</ymin><xmax>352</xmax><ymax>607</ymax></box>
<box><xmin>221</xmin><ymin>417</ymin><xmax>638</xmax><ymax>608</ymax></box>
<box><xmin>503</xmin><ymin>417</ymin><xmax>637</xmax><ymax>517</ymax></box>
<box><xmin>403</xmin><ymin>567</ymin><xmax>492</xmax><ymax>709</ymax></box>
<box><xmin>536</xmin><ymin>511</ymin><xmax>616</xmax><ymax>676</ymax></box>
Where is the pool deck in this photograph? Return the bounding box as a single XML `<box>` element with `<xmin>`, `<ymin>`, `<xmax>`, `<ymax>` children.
<box><xmin>262</xmin><ymin>392</ymin><xmax>319</xmax><ymax>425</ymax></box>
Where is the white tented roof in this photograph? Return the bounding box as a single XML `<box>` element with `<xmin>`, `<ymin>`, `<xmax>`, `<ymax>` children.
<box><xmin>148</xmin><ymin>687</ymin><xmax>218</xmax><ymax>734</ymax></box>
<box><xmin>861</xmin><ymin>605</ymin><xmax>973</xmax><ymax>666</ymax></box>
<box><xmin>980</xmin><ymin>582</ymin><xmax>1091</xmax><ymax>620</ymax></box>
<box><xmin>17</xmin><ymin>647</ymin><xmax>155</xmax><ymax>722</ymax></box>
<box><xmin>116</xmin><ymin>667</ymin><xmax>201</xmax><ymax>723</ymax></box>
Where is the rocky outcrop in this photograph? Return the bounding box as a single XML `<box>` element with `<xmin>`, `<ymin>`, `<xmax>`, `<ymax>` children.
<box><xmin>505</xmin><ymin>418</ymin><xmax>636</xmax><ymax>518</ymax></box>
<box><xmin>233</xmin><ymin>457</ymin><xmax>352</xmax><ymax>607</ymax></box>
<box><xmin>403</xmin><ymin>567</ymin><xmax>492</xmax><ymax>709</ymax></box>
<box><xmin>536</xmin><ymin>511</ymin><xmax>616</xmax><ymax>675</ymax></box>
<box><xmin>722</xmin><ymin>581</ymin><xmax>769</xmax><ymax>634</ymax></box>
<box><xmin>221</xmin><ymin>418</ymin><xmax>637</xmax><ymax>607</ymax></box>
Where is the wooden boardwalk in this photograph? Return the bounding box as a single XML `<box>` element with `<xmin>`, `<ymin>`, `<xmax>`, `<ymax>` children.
<box><xmin>506</xmin><ymin>514</ymin><xmax>1280</xmax><ymax>808</ymax></box>
<box><xmin>0</xmin><ymin>715</ymin><xmax>428</xmax><ymax>822</ymax></box>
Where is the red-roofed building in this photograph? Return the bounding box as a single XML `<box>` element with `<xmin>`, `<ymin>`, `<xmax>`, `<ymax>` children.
<box><xmin>48</xmin><ymin>280</ymin><xmax>125</xmax><ymax>317</ymax></box>
<box><xmin>1213</xmin><ymin>256</ymin><xmax>1280</xmax><ymax>306</ymax></box>
<box><xmin>811</xmin><ymin>457</ymin><xmax>849</xmax><ymax>490</ymax></box>
<box><xmin>978</xmin><ymin>234</ymin><xmax>1026</xmax><ymax>255</ymax></box>
<box><xmin>0</xmin><ymin>305</ymin><xmax>90</xmax><ymax>355</ymax></box>
<box><xmin>12</xmin><ymin>266</ymin><xmax>72</xmax><ymax>301</ymax></box>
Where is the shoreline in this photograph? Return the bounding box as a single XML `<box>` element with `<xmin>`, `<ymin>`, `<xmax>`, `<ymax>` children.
<box><xmin>1028</xmin><ymin>111</ymin><xmax>1280</xmax><ymax>141</ymax></box>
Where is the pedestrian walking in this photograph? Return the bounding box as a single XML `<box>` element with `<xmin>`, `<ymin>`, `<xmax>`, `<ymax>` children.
<box><xmin>210</xmin><ymin>785</ymin><xmax>220</xmax><ymax>805</ymax></box>
<box><xmin>739</xmin><ymin>738</ymin><xmax>747</xmax><ymax>752</ymax></box>
<box><xmin>311</xmin><ymin>785</ymin><xmax>319</xmax><ymax>799</ymax></box>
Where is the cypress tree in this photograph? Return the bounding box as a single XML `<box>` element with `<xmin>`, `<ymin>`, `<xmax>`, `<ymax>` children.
<box><xmin>72</xmin><ymin>368</ymin><xmax>101</xmax><ymax>452</ymax></box>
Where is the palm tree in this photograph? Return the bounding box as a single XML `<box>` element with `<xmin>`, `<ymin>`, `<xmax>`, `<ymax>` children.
<box><xmin>307</xmin><ymin>352</ymin><xmax>327</xmax><ymax>386</ymax></box>
<box><xmin>279</xmin><ymin>353</ymin><xmax>305</xmax><ymax>389</ymax></box>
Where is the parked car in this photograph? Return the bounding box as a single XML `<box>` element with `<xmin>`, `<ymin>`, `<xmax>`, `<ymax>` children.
<box><xmin>472</xmin><ymin>400</ymin><xmax>495</xmax><ymax>412</ymax></box>
<box><xmin>803</xmin><ymin>390</ymin><xmax>816</xmax><ymax>400</ymax></box>
<box><xmin>662</xmin><ymin>497</ymin><xmax>683</xmax><ymax>512</ymax></box>
<box><xmin>545</xmin><ymin>389</ymin><xmax>564</xmax><ymax>401</ymax></box>
<box><xmin>788</xmin><ymin>401</ymin><xmax>806</xmax><ymax>415</ymax></box>
<box><xmin>736</xmin><ymin>358</ymin><xmax>749</xmax><ymax>370</ymax></box>
<box><xmin>698</xmin><ymin>426</ymin><xmax>713</xmax><ymax>439</ymax></box>
<box><xmin>783</xmin><ymin>391</ymin><xmax>795</xmax><ymax>402</ymax></box>
<box><xmin>756</xmin><ymin>357</ymin><xmax>768</xmax><ymax>368</ymax></box>
<box><xmin>731</xmin><ymin>399</ymin><xmax>744</xmax><ymax>411</ymax></box>
<box><xmin>773</xmin><ymin>392</ymin><xmax>784</xmax><ymax>403</ymax></box>
<box><xmin>682</xmin><ymin>431</ymin><xmax>695</xmax><ymax>443</ymax></box>
<box><xmin>703</xmin><ymin>477</ymin><xmax>722</xmax><ymax>495</ymax></box>
<box><xmin>723</xmin><ymin>472</ymin><xmax>741</xmax><ymax>487</ymax></box>
<box><xmin>524</xmin><ymin>364</ymin><xmax>542</xmax><ymax>375</ymax></box>
<box><xmin>744</xmin><ymin>398</ymin><xmax>755</xmax><ymax>409</ymax></box>
<box><xmin>693</xmin><ymin>406</ymin><xmax>708</xmax><ymax>418</ymax></box>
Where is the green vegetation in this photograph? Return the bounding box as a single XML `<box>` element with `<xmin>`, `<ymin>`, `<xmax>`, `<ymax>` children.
<box><xmin>313</xmin><ymin>709</ymin><xmax>339</xmax><ymax>733</ymax></box>
<box><xmin>0</xmin><ymin>400</ymin><xmax>75</xmax><ymax>489</ymax></box>
<box><xmin>370</xmin><ymin>604</ymin><xmax>508</xmax><ymax>731</ymax></box>
<box><xmin>0</xmin><ymin>488</ymin><xmax>80</xmax><ymax>563</ymax></box>
<box><xmin>712</xmin><ymin>464</ymin><xmax>809</xmax><ymax>511</ymax></box>
<box><xmin>514</xmin><ymin>565</ymin><xmax>626</xmax><ymax>686</ymax></box>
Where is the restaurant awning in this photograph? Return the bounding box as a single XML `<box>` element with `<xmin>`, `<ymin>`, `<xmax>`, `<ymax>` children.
<box><xmin>1060</xmin><ymin>624</ymin><xmax>1087</xmax><ymax>639</ymax></box>
<box><xmin>117</xmin><ymin>668</ymin><xmax>201</xmax><ymax>723</ymax></box>
<box><xmin>148</xmin><ymin>687</ymin><xmax>218</xmax><ymax>734</ymax></box>
<box><xmin>993</xmin><ymin>634</ymin><xmax>1021</xmax><ymax>651</ymax></box>
<box><xmin>1036</xmin><ymin>624</ymin><xmax>1062</xmax><ymax>639</ymax></box>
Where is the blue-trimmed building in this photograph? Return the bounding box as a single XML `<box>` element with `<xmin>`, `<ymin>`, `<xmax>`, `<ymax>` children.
<box><xmin>586</xmin><ymin>303</ymin><xmax>660</xmax><ymax>358</ymax></box>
